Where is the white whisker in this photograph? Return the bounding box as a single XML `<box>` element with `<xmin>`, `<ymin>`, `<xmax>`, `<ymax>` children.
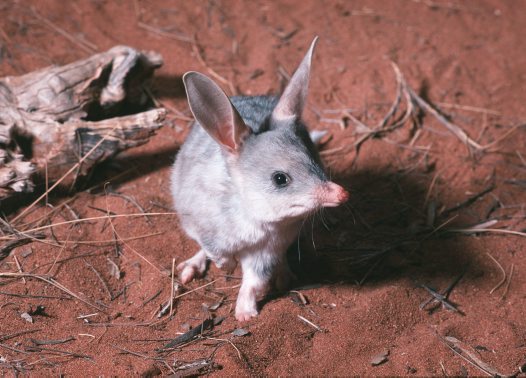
<box><xmin>343</xmin><ymin>202</ymin><xmax>357</xmax><ymax>225</ymax></box>
<box><xmin>310</xmin><ymin>211</ymin><xmax>317</xmax><ymax>251</ymax></box>
<box><xmin>319</xmin><ymin>207</ymin><xmax>330</xmax><ymax>231</ymax></box>
<box><xmin>296</xmin><ymin>215</ymin><xmax>311</xmax><ymax>263</ymax></box>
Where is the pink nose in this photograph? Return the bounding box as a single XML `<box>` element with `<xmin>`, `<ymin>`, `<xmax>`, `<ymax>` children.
<box><xmin>318</xmin><ymin>182</ymin><xmax>349</xmax><ymax>207</ymax></box>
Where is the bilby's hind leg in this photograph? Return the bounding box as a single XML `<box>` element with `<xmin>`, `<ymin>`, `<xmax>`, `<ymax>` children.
<box><xmin>177</xmin><ymin>249</ymin><xmax>208</xmax><ymax>284</ymax></box>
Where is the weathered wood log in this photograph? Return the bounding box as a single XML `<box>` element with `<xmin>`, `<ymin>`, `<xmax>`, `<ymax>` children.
<box><xmin>0</xmin><ymin>45</ymin><xmax>166</xmax><ymax>200</ymax></box>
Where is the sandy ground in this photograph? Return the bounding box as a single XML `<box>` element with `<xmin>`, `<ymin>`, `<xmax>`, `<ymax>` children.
<box><xmin>1</xmin><ymin>0</ymin><xmax>525</xmax><ymax>376</ymax></box>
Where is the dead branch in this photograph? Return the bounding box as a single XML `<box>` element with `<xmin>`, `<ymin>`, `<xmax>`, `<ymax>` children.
<box><xmin>0</xmin><ymin>45</ymin><xmax>166</xmax><ymax>201</ymax></box>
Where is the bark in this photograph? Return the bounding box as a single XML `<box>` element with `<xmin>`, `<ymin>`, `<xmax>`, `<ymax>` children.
<box><xmin>0</xmin><ymin>45</ymin><xmax>166</xmax><ymax>200</ymax></box>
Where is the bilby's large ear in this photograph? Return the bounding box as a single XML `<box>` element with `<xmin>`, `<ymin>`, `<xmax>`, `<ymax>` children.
<box><xmin>272</xmin><ymin>37</ymin><xmax>318</xmax><ymax>122</ymax></box>
<box><xmin>183</xmin><ymin>71</ymin><xmax>250</xmax><ymax>154</ymax></box>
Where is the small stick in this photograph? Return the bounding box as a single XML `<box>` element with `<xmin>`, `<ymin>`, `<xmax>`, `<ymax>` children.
<box><xmin>0</xmin><ymin>25</ymin><xmax>12</xmax><ymax>43</ymax></box>
<box><xmin>45</xmin><ymin>161</ymin><xmax>49</xmax><ymax>207</ymax></box>
<box><xmin>107</xmin><ymin>217</ymin><xmax>165</xmax><ymax>276</ymax></box>
<box><xmin>108</xmin><ymin>191</ymin><xmax>152</xmax><ymax>226</ymax></box>
<box><xmin>31</xmin><ymin>7</ymin><xmax>97</xmax><ymax>53</ymax></box>
<box><xmin>486</xmin><ymin>252</ymin><xmax>506</xmax><ymax>294</ymax></box>
<box><xmin>204</xmin><ymin>336</ymin><xmax>243</xmax><ymax>361</ymax></box>
<box><xmin>33</xmin><ymin>252</ymin><xmax>102</xmax><ymax>271</ymax></box>
<box><xmin>84</xmin><ymin>321</ymin><xmax>153</xmax><ymax>327</ymax></box>
<box><xmin>482</xmin><ymin>123</ymin><xmax>526</xmax><ymax>152</ymax></box>
<box><xmin>114</xmin><ymin>345</ymin><xmax>165</xmax><ymax>361</ymax></box>
<box><xmin>424</xmin><ymin>170</ymin><xmax>441</xmax><ymax>207</ymax></box>
<box><xmin>437</xmin><ymin>102</ymin><xmax>501</xmax><ymax>115</ymax></box>
<box><xmin>0</xmin><ymin>291</ymin><xmax>71</xmax><ymax>300</ymax></box>
<box><xmin>25</xmin><ymin>345</ymin><xmax>93</xmax><ymax>361</ymax></box>
<box><xmin>106</xmin><ymin>257</ymin><xmax>121</xmax><ymax>280</ymax></box>
<box><xmin>0</xmin><ymin>272</ymin><xmax>104</xmax><ymax>311</ymax></box>
<box><xmin>214</xmin><ymin>283</ymin><xmax>241</xmax><ymax>290</ymax></box>
<box><xmin>143</xmin><ymin>289</ymin><xmax>162</xmax><ymax>306</ymax></box>
<box><xmin>63</xmin><ymin>203</ymin><xmax>80</xmax><ymax>221</ymax></box>
<box><xmin>0</xmin><ymin>234</ymin><xmax>46</xmax><ymax>261</ymax></box>
<box><xmin>87</xmin><ymin>205</ymin><xmax>117</xmax><ymax>215</ymax></box>
<box><xmin>420</xmin><ymin>267</ymin><xmax>467</xmax><ymax>309</ymax></box>
<box><xmin>46</xmin><ymin>228</ymin><xmax>73</xmax><ymax>275</ymax></box>
<box><xmin>44</xmin><ymin>231</ymin><xmax>164</xmax><ymax>245</ymax></box>
<box><xmin>30</xmin><ymin>337</ymin><xmax>75</xmax><ymax>346</ymax></box>
<box><xmin>143</xmin><ymin>87</ymin><xmax>193</xmax><ymax>121</ymax></box>
<box><xmin>391</xmin><ymin>62</ymin><xmax>483</xmax><ymax>151</ymax></box>
<box><xmin>462</xmin><ymin>220</ymin><xmax>499</xmax><ymax>230</ymax></box>
<box><xmin>17</xmin><ymin>196</ymin><xmax>78</xmax><ymax>230</ymax></box>
<box><xmin>441</xmin><ymin>184</ymin><xmax>495</xmax><ymax>216</ymax></box>
<box><xmin>516</xmin><ymin>150</ymin><xmax>526</xmax><ymax>167</ymax></box>
<box><xmin>476</xmin><ymin>111</ymin><xmax>489</xmax><ymax>143</ymax></box>
<box><xmin>1</xmin><ymin>213</ymin><xmax>177</xmax><ymax>241</ymax></box>
<box><xmin>297</xmin><ymin>315</ymin><xmax>324</xmax><ymax>332</ymax></box>
<box><xmin>358</xmin><ymin>257</ymin><xmax>383</xmax><ymax>286</ymax></box>
<box><xmin>0</xmin><ymin>329</ymin><xmax>42</xmax><ymax>342</ymax></box>
<box><xmin>500</xmin><ymin>263</ymin><xmax>514</xmax><ymax>300</ymax></box>
<box><xmin>436</xmin><ymin>334</ymin><xmax>504</xmax><ymax>377</ymax></box>
<box><xmin>163</xmin><ymin>360</ymin><xmax>178</xmax><ymax>375</ymax></box>
<box><xmin>423</xmin><ymin>214</ymin><xmax>459</xmax><ymax>241</ymax></box>
<box><xmin>419</xmin><ymin>285</ymin><xmax>462</xmax><ymax>314</ymax></box>
<box><xmin>84</xmin><ymin>259</ymin><xmax>113</xmax><ymax>301</ymax></box>
<box><xmin>149</xmin><ymin>200</ymin><xmax>172</xmax><ymax>211</ymax></box>
<box><xmin>172</xmin><ymin>279</ymin><xmax>219</xmax><ymax>302</ymax></box>
<box><xmin>192</xmin><ymin>40</ymin><xmax>236</xmax><ymax>95</ymax></box>
<box><xmin>289</xmin><ymin>290</ymin><xmax>308</xmax><ymax>306</ymax></box>
<box><xmin>412</xmin><ymin>91</ymin><xmax>482</xmax><ymax>150</ymax></box>
<box><xmin>409</xmin><ymin>128</ymin><xmax>423</xmax><ymax>147</ymax></box>
<box><xmin>439</xmin><ymin>361</ymin><xmax>448</xmax><ymax>376</ymax></box>
<box><xmin>112</xmin><ymin>281</ymin><xmax>135</xmax><ymax>301</ymax></box>
<box><xmin>448</xmin><ymin>228</ymin><xmax>526</xmax><ymax>238</ymax></box>
<box><xmin>13</xmin><ymin>255</ymin><xmax>26</xmax><ymax>284</ymax></box>
<box><xmin>137</xmin><ymin>22</ymin><xmax>194</xmax><ymax>44</ymax></box>
<box><xmin>169</xmin><ymin>258</ymin><xmax>175</xmax><ymax>316</ymax></box>
<box><xmin>78</xmin><ymin>334</ymin><xmax>95</xmax><ymax>339</ymax></box>
<box><xmin>0</xmin><ymin>342</ymin><xmax>29</xmax><ymax>354</ymax></box>
<box><xmin>440</xmin><ymin>268</ymin><xmax>468</xmax><ymax>298</ymax></box>
<box><xmin>161</xmin><ymin>317</ymin><xmax>223</xmax><ymax>349</ymax></box>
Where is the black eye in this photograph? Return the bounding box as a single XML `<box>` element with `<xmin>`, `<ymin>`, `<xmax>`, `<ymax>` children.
<box><xmin>272</xmin><ymin>171</ymin><xmax>290</xmax><ymax>188</ymax></box>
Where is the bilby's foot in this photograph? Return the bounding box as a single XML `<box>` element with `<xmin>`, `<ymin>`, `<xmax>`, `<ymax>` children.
<box><xmin>235</xmin><ymin>295</ymin><xmax>258</xmax><ymax>321</ymax></box>
<box><xmin>234</xmin><ymin>261</ymin><xmax>269</xmax><ymax>321</ymax></box>
<box><xmin>177</xmin><ymin>249</ymin><xmax>207</xmax><ymax>284</ymax></box>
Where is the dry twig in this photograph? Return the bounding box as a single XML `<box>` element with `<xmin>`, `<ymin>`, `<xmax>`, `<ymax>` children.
<box><xmin>486</xmin><ymin>252</ymin><xmax>506</xmax><ymax>294</ymax></box>
<box><xmin>0</xmin><ymin>272</ymin><xmax>104</xmax><ymax>311</ymax></box>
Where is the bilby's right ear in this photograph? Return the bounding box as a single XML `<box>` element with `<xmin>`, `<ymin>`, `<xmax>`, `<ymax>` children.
<box><xmin>183</xmin><ymin>72</ymin><xmax>250</xmax><ymax>154</ymax></box>
<box><xmin>271</xmin><ymin>37</ymin><xmax>318</xmax><ymax>122</ymax></box>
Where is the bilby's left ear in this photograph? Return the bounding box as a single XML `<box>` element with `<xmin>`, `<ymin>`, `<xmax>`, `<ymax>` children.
<box><xmin>271</xmin><ymin>36</ymin><xmax>318</xmax><ymax>122</ymax></box>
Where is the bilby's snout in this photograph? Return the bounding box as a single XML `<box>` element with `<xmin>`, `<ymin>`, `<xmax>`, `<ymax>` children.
<box><xmin>316</xmin><ymin>181</ymin><xmax>349</xmax><ymax>207</ymax></box>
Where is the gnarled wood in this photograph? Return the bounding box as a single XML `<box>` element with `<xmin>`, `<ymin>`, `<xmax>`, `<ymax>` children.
<box><xmin>0</xmin><ymin>45</ymin><xmax>166</xmax><ymax>200</ymax></box>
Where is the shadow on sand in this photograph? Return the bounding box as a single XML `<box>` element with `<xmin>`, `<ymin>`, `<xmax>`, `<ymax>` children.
<box><xmin>287</xmin><ymin>167</ymin><xmax>476</xmax><ymax>293</ymax></box>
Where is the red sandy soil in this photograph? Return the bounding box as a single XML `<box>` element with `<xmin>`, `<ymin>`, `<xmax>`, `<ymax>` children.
<box><xmin>1</xmin><ymin>0</ymin><xmax>526</xmax><ymax>376</ymax></box>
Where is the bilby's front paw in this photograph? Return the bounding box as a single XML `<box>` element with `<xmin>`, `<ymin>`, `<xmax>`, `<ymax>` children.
<box><xmin>235</xmin><ymin>296</ymin><xmax>258</xmax><ymax>321</ymax></box>
<box><xmin>235</xmin><ymin>306</ymin><xmax>258</xmax><ymax>321</ymax></box>
<box><xmin>177</xmin><ymin>263</ymin><xmax>201</xmax><ymax>284</ymax></box>
<box><xmin>177</xmin><ymin>250</ymin><xmax>207</xmax><ymax>284</ymax></box>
